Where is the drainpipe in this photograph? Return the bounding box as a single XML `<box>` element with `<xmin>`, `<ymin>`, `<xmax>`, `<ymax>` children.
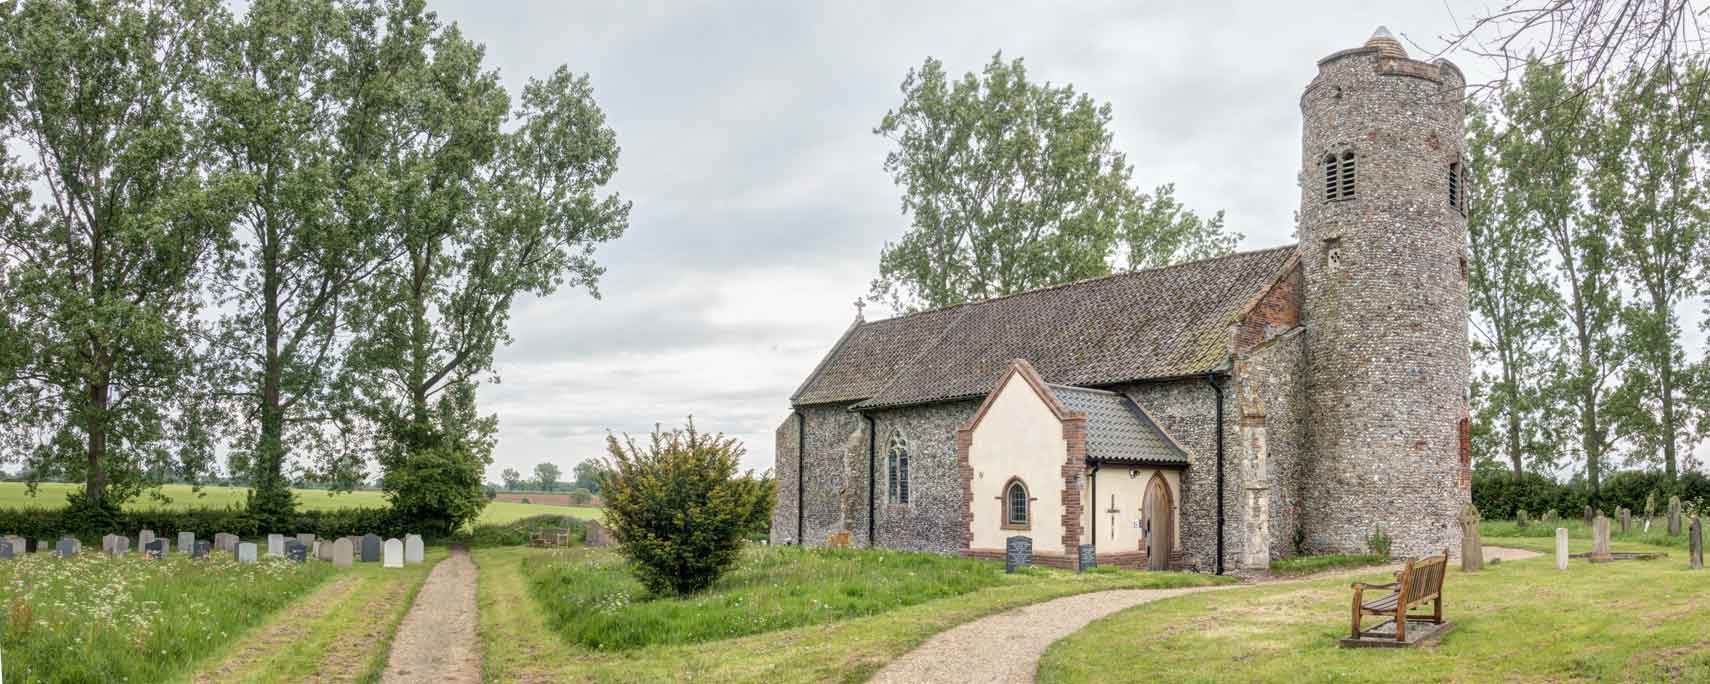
<box><xmin>796</xmin><ymin>410</ymin><xmax>806</xmax><ymax>545</ymax></box>
<box><xmin>1090</xmin><ymin>462</ymin><xmax>1101</xmax><ymax>548</ymax></box>
<box><xmin>865</xmin><ymin>413</ymin><xmax>877</xmax><ymax>547</ymax></box>
<box><xmin>1205</xmin><ymin>372</ymin><xmax>1226</xmax><ymax>575</ymax></box>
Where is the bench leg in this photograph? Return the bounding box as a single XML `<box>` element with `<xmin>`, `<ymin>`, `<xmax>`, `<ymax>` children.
<box><xmin>1350</xmin><ymin>592</ymin><xmax>1362</xmax><ymax>638</ymax></box>
<box><xmin>1432</xmin><ymin>595</ymin><xmax>1442</xmax><ymax>624</ymax></box>
<box><xmin>1394</xmin><ymin>604</ymin><xmax>1406</xmax><ymax>642</ymax></box>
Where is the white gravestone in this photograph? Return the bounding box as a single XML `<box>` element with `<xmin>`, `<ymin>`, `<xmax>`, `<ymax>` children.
<box><xmin>266</xmin><ymin>534</ymin><xmax>285</xmax><ymax>557</ymax></box>
<box><xmin>1555</xmin><ymin>527</ymin><xmax>1570</xmax><ymax>570</ymax></box>
<box><xmin>138</xmin><ymin>529</ymin><xmax>155</xmax><ymax>548</ymax></box>
<box><xmin>383</xmin><ymin>538</ymin><xmax>403</xmax><ymax>568</ymax></box>
<box><xmin>332</xmin><ymin>538</ymin><xmax>353</xmax><ymax>568</ymax></box>
<box><xmin>404</xmin><ymin>534</ymin><xmax>423</xmax><ymax>564</ymax></box>
<box><xmin>178</xmin><ymin>532</ymin><xmax>195</xmax><ymax>554</ymax></box>
<box><xmin>237</xmin><ymin>542</ymin><xmax>258</xmax><ymax>564</ymax></box>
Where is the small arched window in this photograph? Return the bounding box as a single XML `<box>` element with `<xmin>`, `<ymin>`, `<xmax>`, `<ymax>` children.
<box><xmin>886</xmin><ymin>434</ymin><xmax>910</xmax><ymax>505</ymax></box>
<box><xmin>1003</xmin><ymin>478</ymin><xmax>1030</xmax><ymax>529</ymax></box>
<box><xmin>1324</xmin><ymin>151</ymin><xmax>1356</xmax><ymax>201</ymax></box>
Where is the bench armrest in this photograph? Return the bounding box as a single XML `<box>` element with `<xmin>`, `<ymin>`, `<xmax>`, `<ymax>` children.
<box><xmin>1351</xmin><ymin>581</ymin><xmax>1398</xmax><ymax>591</ymax></box>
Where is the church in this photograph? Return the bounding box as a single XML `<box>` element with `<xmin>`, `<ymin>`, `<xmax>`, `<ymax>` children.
<box><xmin>771</xmin><ymin>28</ymin><xmax>1473</xmax><ymax>574</ymax></box>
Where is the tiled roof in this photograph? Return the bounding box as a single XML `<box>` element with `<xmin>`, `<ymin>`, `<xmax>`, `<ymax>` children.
<box><xmin>791</xmin><ymin>245</ymin><xmax>1295</xmax><ymax>409</ymax></box>
<box><xmin>1050</xmin><ymin>385</ymin><xmax>1188</xmax><ymax>465</ymax></box>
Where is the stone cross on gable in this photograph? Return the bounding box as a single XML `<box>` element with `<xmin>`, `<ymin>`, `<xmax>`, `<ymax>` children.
<box><xmin>853</xmin><ymin>298</ymin><xmax>866</xmax><ymax>321</ymax></box>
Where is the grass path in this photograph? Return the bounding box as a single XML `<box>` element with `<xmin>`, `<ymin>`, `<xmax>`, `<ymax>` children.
<box><xmin>380</xmin><ymin>548</ymin><xmax>481</xmax><ymax>683</ymax></box>
<box><xmin>179</xmin><ymin>549</ymin><xmax>445</xmax><ymax>684</ymax></box>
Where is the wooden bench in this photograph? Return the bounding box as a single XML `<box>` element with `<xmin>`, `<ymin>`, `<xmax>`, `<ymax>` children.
<box><xmin>1349</xmin><ymin>548</ymin><xmax>1448</xmax><ymax>643</ymax></box>
<box><xmin>530</xmin><ymin>528</ymin><xmax>572</xmax><ymax>547</ymax></box>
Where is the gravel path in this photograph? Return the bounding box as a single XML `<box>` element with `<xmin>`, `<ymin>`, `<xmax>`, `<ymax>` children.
<box><xmin>380</xmin><ymin>547</ymin><xmax>482</xmax><ymax>684</ymax></box>
<box><xmin>868</xmin><ymin>545</ymin><xmax>1543</xmax><ymax>684</ymax></box>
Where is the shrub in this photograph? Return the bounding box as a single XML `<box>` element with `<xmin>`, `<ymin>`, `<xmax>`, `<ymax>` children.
<box><xmin>381</xmin><ymin>441</ymin><xmax>490</xmax><ymax>538</ymax></box>
<box><xmin>599</xmin><ymin>420</ymin><xmax>770</xmax><ymax>596</ymax></box>
<box><xmin>1365</xmin><ymin>525</ymin><xmax>1392</xmax><ymax>559</ymax></box>
<box><xmin>457</xmin><ymin>514</ymin><xmax>586</xmax><ymax>548</ymax></box>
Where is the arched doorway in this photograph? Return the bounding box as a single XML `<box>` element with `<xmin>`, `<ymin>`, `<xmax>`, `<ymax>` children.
<box><xmin>1143</xmin><ymin>474</ymin><xmax>1174</xmax><ymax>571</ymax></box>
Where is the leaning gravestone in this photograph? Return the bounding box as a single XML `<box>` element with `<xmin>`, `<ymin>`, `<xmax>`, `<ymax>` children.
<box><xmin>192</xmin><ymin>540</ymin><xmax>211</xmax><ymax>560</ymax></box>
<box><xmin>584</xmin><ymin>520</ymin><xmax>606</xmax><ymax>547</ymax></box>
<box><xmin>1004</xmin><ymin>535</ymin><xmax>1032</xmax><ymax>573</ymax></box>
<box><xmin>144</xmin><ymin>539</ymin><xmax>166</xmax><ymax>560</ymax></box>
<box><xmin>285</xmin><ymin>540</ymin><xmax>308</xmax><ymax>563</ymax></box>
<box><xmin>332</xmin><ymin>537</ymin><xmax>354</xmax><ymax>568</ymax></box>
<box><xmin>1690</xmin><ymin>516</ymin><xmax>1704</xmax><ymax>570</ymax></box>
<box><xmin>1077</xmin><ymin>543</ymin><xmax>1097</xmax><ymax>572</ymax></box>
<box><xmin>404</xmin><ymin>534</ymin><xmax>423</xmax><ymax>564</ymax></box>
<box><xmin>360</xmin><ymin>534</ymin><xmax>381</xmax><ymax>563</ymax></box>
<box><xmin>1668</xmin><ymin>496</ymin><xmax>1683</xmax><ymax>536</ymax></box>
<box><xmin>56</xmin><ymin>537</ymin><xmax>79</xmax><ymax>558</ymax></box>
<box><xmin>1590</xmin><ymin>514</ymin><xmax>1613</xmax><ymax>562</ymax></box>
<box><xmin>1555</xmin><ymin>528</ymin><xmax>1570</xmax><ymax>571</ymax></box>
<box><xmin>1459</xmin><ymin>505</ymin><xmax>1484</xmax><ymax>571</ymax></box>
<box><xmin>383</xmin><ymin>539</ymin><xmax>403</xmax><ymax>568</ymax></box>
<box><xmin>266</xmin><ymin>534</ymin><xmax>285</xmax><ymax>557</ymax></box>
<box><xmin>236</xmin><ymin>542</ymin><xmax>257</xmax><ymax>564</ymax></box>
<box><xmin>178</xmin><ymin>531</ymin><xmax>195</xmax><ymax>554</ymax></box>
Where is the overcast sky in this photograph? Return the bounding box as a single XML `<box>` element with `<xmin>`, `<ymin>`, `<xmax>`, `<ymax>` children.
<box><xmin>423</xmin><ymin>0</ymin><xmax>1498</xmax><ymax>480</ymax></box>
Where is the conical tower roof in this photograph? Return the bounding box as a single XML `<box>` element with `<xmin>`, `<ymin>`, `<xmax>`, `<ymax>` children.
<box><xmin>1364</xmin><ymin>26</ymin><xmax>1408</xmax><ymax>59</ymax></box>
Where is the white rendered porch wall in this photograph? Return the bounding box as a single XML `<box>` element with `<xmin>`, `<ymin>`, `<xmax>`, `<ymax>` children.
<box><xmin>969</xmin><ymin>377</ymin><xmax>1068</xmax><ymax>554</ymax></box>
<box><xmin>1080</xmin><ymin>466</ymin><xmax>1181</xmax><ymax>555</ymax></box>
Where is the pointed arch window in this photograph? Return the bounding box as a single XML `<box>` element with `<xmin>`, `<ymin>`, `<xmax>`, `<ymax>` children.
<box><xmin>887</xmin><ymin>434</ymin><xmax>910</xmax><ymax>505</ymax></box>
<box><xmin>1001</xmin><ymin>477</ymin><xmax>1031</xmax><ymax>530</ymax></box>
<box><xmin>1324</xmin><ymin>151</ymin><xmax>1356</xmax><ymax>201</ymax></box>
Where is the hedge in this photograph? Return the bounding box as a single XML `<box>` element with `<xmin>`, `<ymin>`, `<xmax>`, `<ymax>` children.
<box><xmin>1472</xmin><ymin>468</ymin><xmax>1710</xmax><ymax>520</ymax></box>
<box><xmin>0</xmin><ymin>506</ymin><xmax>412</xmax><ymax>544</ymax></box>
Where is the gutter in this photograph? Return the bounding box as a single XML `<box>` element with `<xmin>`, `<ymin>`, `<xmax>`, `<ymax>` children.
<box><xmin>1204</xmin><ymin>371</ymin><xmax>1226</xmax><ymax>575</ymax></box>
<box><xmin>865</xmin><ymin>412</ymin><xmax>877</xmax><ymax>547</ymax></box>
<box><xmin>796</xmin><ymin>410</ymin><xmax>806</xmax><ymax>545</ymax></box>
<box><xmin>1089</xmin><ymin>462</ymin><xmax>1100</xmax><ymax>547</ymax></box>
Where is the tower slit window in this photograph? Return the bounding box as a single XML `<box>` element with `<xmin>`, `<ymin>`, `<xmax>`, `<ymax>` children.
<box><xmin>1448</xmin><ymin>161</ymin><xmax>1462</xmax><ymax>212</ymax></box>
<box><xmin>1323</xmin><ymin>154</ymin><xmax>1339</xmax><ymax>200</ymax></box>
<box><xmin>1339</xmin><ymin>151</ymin><xmax>1356</xmax><ymax>199</ymax></box>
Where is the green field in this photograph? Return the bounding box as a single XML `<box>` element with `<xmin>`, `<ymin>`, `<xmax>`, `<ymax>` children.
<box><xmin>0</xmin><ymin>482</ymin><xmax>600</xmax><ymax>526</ymax></box>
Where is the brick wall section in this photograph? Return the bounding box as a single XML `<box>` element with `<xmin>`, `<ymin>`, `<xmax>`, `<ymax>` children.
<box><xmin>1233</xmin><ymin>259</ymin><xmax>1302</xmax><ymax>355</ymax></box>
<box><xmin>956</xmin><ymin>426</ymin><xmax>975</xmax><ymax>550</ymax></box>
<box><xmin>1059</xmin><ymin>415</ymin><xmax>1087</xmax><ymax>563</ymax></box>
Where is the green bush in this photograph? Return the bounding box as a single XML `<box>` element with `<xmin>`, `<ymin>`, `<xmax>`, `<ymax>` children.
<box><xmin>457</xmin><ymin>514</ymin><xmax>586</xmax><ymax>548</ymax></box>
<box><xmin>0</xmin><ymin>503</ymin><xmax>409</xmax><ymax>542</ymax></box>
<box><xmin>1365</xmin><ymin>525</ymin><xmax>1393</xmax><ymax>559</ymax></box>
<box><xmin>599</xmin><ymin>420</ymin><xmax>771</xmax><ymax>596</ymax></box>
<box><xmin>1472</xmin><ymin>468</ymin><xmax>1710</xmax><ymax>520</ymax></box>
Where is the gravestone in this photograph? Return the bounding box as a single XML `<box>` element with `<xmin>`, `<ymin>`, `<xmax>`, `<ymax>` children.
<box><xmin>102</xmin><ymin>534</ymin><xmax>122</xmax><ymax>555</ymax></box>
<box><xmin>1458</xmin><ymin>504</ymin><xmax>1483</xmax><ymax>571</ymax></box>
<box><xmin>296</xmin><ymin>533</ymin><xmax>314</xmax><ymax>548</ymax></box>
<box><xmin>332</xmin><ymin>537</ymin><xmax>354</xmax><ymax>568</ymax></box>
<box><xmin>317</xmin><ymin>540</ymin><xmax>334</xmax><ymax>562</ymax></box>
<box><xmin>360</xmin><ymin>534</ymin><xmax>381</xmax><ymax>563</ymax></box>
<box><xmin>213</xmin><ymin>533</ymin><xmax>236</xmax><ymax>552</ymax></box>
<box><xmin>236</xmin><ymin>542</ymin><xmax>257</xmax><ymax>563</ymax></box>
<box><xmin>138</xmin><ymin>529</ymin><xmax>155</xmax><ymax>548</ymax></box>
<box><xmin>1542</xmin><ymin>510</ymin><xmax>1558</xmax><ymax>525</ymax></box>
<box><xmin>1619</xmin><ymin>508</ymin><xmax>1630</xmax><ymax>535</ymax></box>
<box><xmin>404</xmin><ymin>534</ymin><xmax>423</xmax><ymax>564</ymax></box>
<box><xmin>312</xmin><ymin>540</ymin><xmax>321</xmax><ymax>561</ymax></box>
<box><xmin>383</xmin><ymin>538</ymin><xmax>403</xmax><ymax>568</ymax></box>
<box><xmin>1583</xmin><ymin>505</ymin><xmax>1594</xmax><ymax>527</ymax></box>
<box><xmin>1516</xmin><ymin>509</ymin><xmax>1531</xmax><ymax>528</ymax></box>
<box><xmin>1590</xmin><ymin>514</ymin><xmax>1613</xmax><ymax>562</ymax></box>
<box><xmin>0</xmin><ymin>540</ymin><xmax>13</xmax><ymax>560</ymax></box>
<box><xmin>37</xmin><ymin>539</ymin><xmax>52</xmax><ymax>554</ymax></box>
<box><xmin>1004</xmin><ymin>535</ymin><xmax>1032</xmax><ymax>573</ymax></box>
<box><xmin>1555</xmin><ymin>528</ymin><xmax>1569</xmax><ymax>571</ymax></box>
<box><xmin>56</xmin><ymin>537</ymin><xmax>79</xmax><ymax>558</ymax></box>
<box><xmin>2</xmin><ymin>536</ymin><xmax>23</xmax><ymax>554</ymax></box>
<box><xmin>267</xmin><ymin>534</ymin><xmax>285</xmax><ymax>557</ymax></box>
<box><xmin>285</xmin><ymin>540</ymin><xmax>308</xmax><ymax>563</ymax></box>
<box><xmin>108</xmin><ymin>535</ymin><xmax>130</xmax><ymax>556</ymax></box>
<box><xmin>192</xmin><ymin>540</ymin><xmax>211</xmax><ymax>560</ymax></box>
<box><xmin>1668</xmin><ymin>496</ymin><xmax>1683</xmax><ymax>536</ymax></box>
<box><xmin>1077</xmin><ymin>544</ymin><xmax>1097</xmax><ymax>572</ymax></box>
<box><xmin>144</xmin><ymin>539</ymin><xmax>166</xmax><ymax>560</ymax></box>
<box><xmin>1690</xmin><ymin>516</ymin><xmax>1704</xmax><ymax>570</ymax></box>
<box><xmin>584</xmin><ymin>520</ymin><xmax>606</xmax><ymax>547</ymax></box>
<box><xmin>178</xmin><ymin>531</ymin><xmax>195</xmax><ymax>554</ymax></box>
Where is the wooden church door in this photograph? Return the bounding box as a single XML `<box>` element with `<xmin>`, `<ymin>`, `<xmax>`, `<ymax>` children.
<box><xmin>1144</xmin><ymin>475</ymin><xmax>1173</xmax><ymax>571</ymax></box>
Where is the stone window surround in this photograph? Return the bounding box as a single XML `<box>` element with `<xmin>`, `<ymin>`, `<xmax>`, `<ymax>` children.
<box><xmin>887</xmin><ymin>432</ymin><xmax>911</xmax><ymax>506</ymax></box>
<box><xmin>1000</xmin><ymin>476</ymin><xmax>1034</xmax><ymax>530</ymax></box>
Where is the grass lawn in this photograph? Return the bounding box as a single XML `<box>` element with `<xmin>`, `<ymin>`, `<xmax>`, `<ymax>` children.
<box><xmin>1037</xmin><ymin>538</ymin><xmax>1710</xmax><ymax>683</ymax></box>
<box><xmin>1268</xmin><ymin>553</ymin><xmax>1389</xmax><ymax>576</ymax></box>
<box><xmin>1481</xmin><ymin>517</ymin><xmax>1694</xmax><ymax>552</ymax></box>
<box><xmin>180</xmin><ymin>548</ymin><xmax>447</xmax><ymax>684</ymax></box>
<box><xmin>0</xmin><ymin>482</ymin><xmax>599</xmax><ymax>526</ymax></box>
<box><xmin>0</xmin><ymin>551</ymin><xmax>337</xmax><ymax>683</ymax></box>
<box><xmin>474</xmin><ymin>545</ymin><xmax>1233</xmax><ymax>683</ymax></box>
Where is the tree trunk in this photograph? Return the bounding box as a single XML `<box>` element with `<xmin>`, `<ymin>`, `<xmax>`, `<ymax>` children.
<box><xmin>1658</xmin><ymin>300</ymin><xmax>1678</xmax><ymax>480</ymax></box>
<box><xmin>85</xmin><ymin>380</ymin><xmax>109</xmax><ymax>504</ymax></box>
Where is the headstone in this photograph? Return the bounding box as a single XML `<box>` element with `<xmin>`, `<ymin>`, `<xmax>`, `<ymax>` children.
<box><xmin>360</xmin><ymin>534</ymin><xmax>381</xmax><ymax>563</ymax></box>
<box><xmin>1619</xmin><ymin>508</ymin><xmax>1630</xmax><ymax>535</ymax></box>
<box><xmin>2</xmin><ymin>536</ymin><xmax>23</xmax><ymax>554</ymax></box>
<box><xmin>584</xmin><ymin>520</ymin><xmax>606</xmax><ymax>547</ymax></box>
<box><xmin>37</xmin><ymin>539</ymin><xmax>52</xmax><ymax>554</ymax></box>
<box><xmin>192</xmin><ymin>540</ymin><xmax>211</xmax><ymax>560</ymax></box>
<box><xmin>1542</xmin><ymin>510</ymin><xmax>1558</xmax><ymax>525</ymax></box>
<box><xmin>267</xmin><ymin>534</ymin><xmax>285</xmax><ymax>557</ymax></box>
<box><xmin>296</xmin><ymin>533</ymin><xmax>314</xmax><ymax>548</ymax></box>
<box><xmin>110</xmin><ymin>536</ymin><xmax>130</xmax><ymax>556</ymax></box>
<box><xmin>1516</xmin><ymin>509</ymin><xmax>1530</xmax><ymax>528</ymax></box>
<box><xmin>332</xmin><ymin>537</ymin><xmax>354</xmax><ymax>568</ymax></box>
<box><xmin>1668</xmin><ymin>496</ymin><xmax>1683</xmax><ymax>536</ymax></box>
<box><xmin>404</xmin><ymin>534</ymin><xmax>423</xmax><ymax>564</ymax></box>
<box><xmin>317</xmin><ymin>540</ymin><xmax>334</xmax><ymax>562</ymax></box>
<box><xmin>1690</xmin><ymin>516</ymin><xmax>1704</xmax><ymax>570</ymax></box>
<box><xmin>138</xmin><ymin>529</ymin><xmax>155</xmax><ymax>548</ymax></box>
<box><xmin>383</xmin><ymin>538</ymin><xmax>403</xmax><ymax>568</ymax></box>
<box><xmin>1555</xmin><ymin>528</ymin><xmax>1569</xmax><ymax>570</ymax></box>
<box><xmin>214</xmin><ymin>533</ymin><xmax>237</xmax><ymax>552</ymax></box>
<box><xmin>284</xmin><ymin>539</ymin><xmax>308</xmax><ymax>563</ymax></box>
<box><xmin>178</xmin><ymin>531</ymin><xmax>195</xmax><ymax>553</ymax></box>
<box><xmin>1004</xmin><ymin>535</ymin><xmax>1033</xmax><ymax>573</ymax></box>
<box><xmin>236</xmin><ymin>542</ymin><xmax>257</xmax><ymax>563</ymax></box>
<box><xmin>1590</xmin><ymin>514</ymin><xmax>1613</xmax><ymax>562</ymax></box>
<box><xmin>0</xmin><ymin>540</ymin><xmax>13</xmax><ymax>560</ymax></box>
<box><xmin>56</xmin><ymin>537</ymin><xmax>79</xmax><ymax>558</ymax></box>
<box><xmin>102</xmin><ymin>534</ymin><xmax>121</xmax><ymax>555</ymax></box>
<box><xmin>144</xmin><ymin>538</ymin><xmax>166</xmax><ymax>560</ymax></box>
<box><xmin>1584</xmin><ymin>505</ymin><xmax>1594</xmax><ymax>527</ymax></box>
<box><xmin>1459</xmin><ymin>504</ymin><xmax>1484</xmax><ymax>571</ymax></box>
<box><xmin>1077</xmin><ymin>543</ymin><xmax>1097</xmax><ymax>572</ymax></box>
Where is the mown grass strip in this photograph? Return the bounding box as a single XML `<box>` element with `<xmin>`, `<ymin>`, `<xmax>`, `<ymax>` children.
<box><xmin>1268</xmin><ymin>553</ymin><xmax>1390</xmax><ymax>576</ymax></box>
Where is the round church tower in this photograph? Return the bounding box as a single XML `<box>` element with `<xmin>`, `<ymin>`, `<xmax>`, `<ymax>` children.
<box><xmin>1297</xmin><ymin>27</ymin><xmax>1471</xmax><ymax>558</ymax></box>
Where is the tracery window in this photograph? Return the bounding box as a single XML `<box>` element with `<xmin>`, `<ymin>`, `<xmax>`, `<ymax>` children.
<box><xmin>887</xmin><ymin>434</ymin><xmax>910</xmax><ymax>505</ymax></box>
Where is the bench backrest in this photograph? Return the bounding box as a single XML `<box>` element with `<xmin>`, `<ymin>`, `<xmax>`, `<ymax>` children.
<box><xmin>1399</xmin><ymin>549</ymin><xmax>1449</xmax><ymax>604</ymax></box>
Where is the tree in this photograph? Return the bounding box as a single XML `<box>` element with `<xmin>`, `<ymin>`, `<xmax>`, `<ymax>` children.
<box><xmin>1595</xmin><ymin>59</ymin><xmax>1709</xmax><ymax>480</ymax></box>
<box><xmin>0</xmin><ymin>0</ymin><xmax>234</xmax><ymax>516</ymax></box>
<box><xmin>572</xmin><ymin>459</ymin><xmax>606</xmax><ymax>494</ymax></box>
<box><xmin>1467</xmin><ymin>101</ymin><xmax>1565</xmax><ymax>478</ymax></box>
<box><xmin>202</xmin><ymin>0</ymin><xmax>400</xmax><ymax>527</ymax></box>
<box><xmin>533</xmin><ymin>462</ymin><xmax>561</xmax><ymax>492</ymax></box>
<box><xmin>340</xmin><ymin>0</ymin><xmax>628</xmax><ymax>532</ymax></box>
<box><xmin>868</xmin><ymin>53</ymin><xmax>1237</xmax><ymax>312</ymax></box>
<box><xmin>500</xmin><ymin>467</ymin><xmax>522</xmax><ymax>491</ymax></box>
<box><xmin>1442</xmin><ymin>1</ymin><xmax>1702</xmax><ymax>96</ymax></box>
<box><xmin>598</xmin><ymin>420</ymin><xmax>769</xmax><ymax>595</ymax></box>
